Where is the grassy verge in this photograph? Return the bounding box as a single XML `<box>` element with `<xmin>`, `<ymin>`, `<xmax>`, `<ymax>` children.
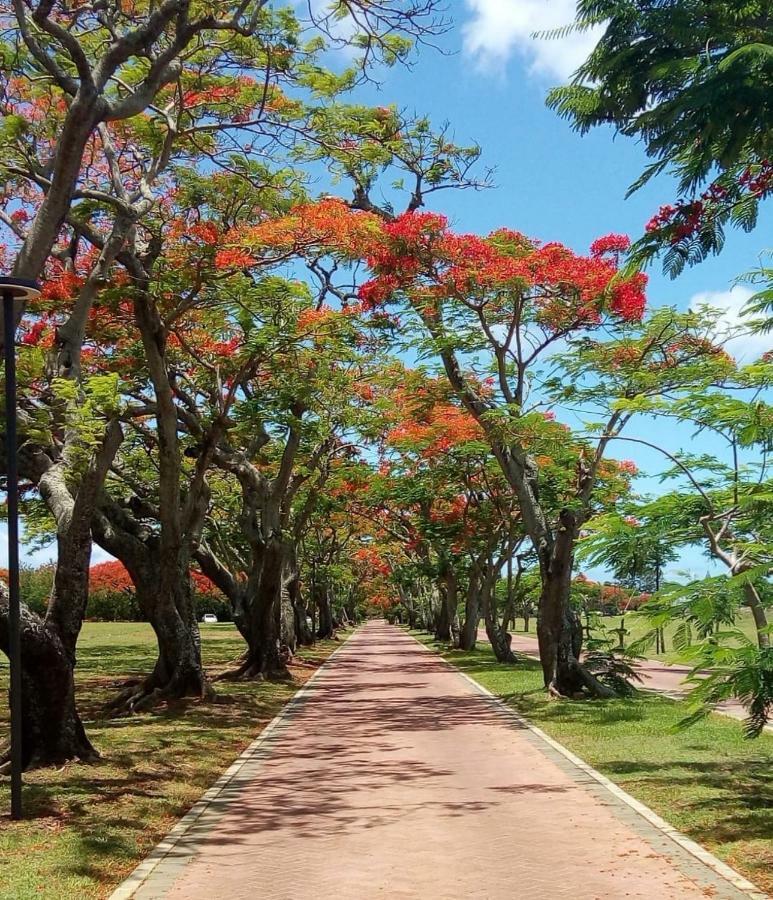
<box><xmin>411</xmin><ymin>629</ymin><xmax>773</xmax><ymax>894</ymax></box>
<box><xmin>511</xmin><ymin>608</ymin><xmax>760</xmax><ymax>665</ymax></box>
<box><xmin>0</xmin><ymin>622</ymin><xmax>349</xmax><ymax>900</ymax></box>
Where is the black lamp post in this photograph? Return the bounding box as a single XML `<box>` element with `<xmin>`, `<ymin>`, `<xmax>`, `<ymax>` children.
<box><xmin>1</xmin><ymin>276</ymin><xmax>41</xmax><ymax>820</ymax></box>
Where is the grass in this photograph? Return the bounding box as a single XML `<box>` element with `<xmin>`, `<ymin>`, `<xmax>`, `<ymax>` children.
<box><xmin>0</xmin><ymin>622</ymin><xmax>348</xmax><ymax>900</ymax></box>
<box><xmin>411</xmin><ymin>629</ymin><xmax>773</xmax><ymax>895</ymax></box>
<box><xmin>512</xmin><ymin>607</ymin><xmax>761</xmax><ymax>665</ymax></box>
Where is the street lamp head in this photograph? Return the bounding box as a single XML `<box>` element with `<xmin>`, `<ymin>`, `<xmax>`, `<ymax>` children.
<box><xmin>0</xmin><ymin>276</ymin><xmax>42</xmax><ymax>301</ymax></box>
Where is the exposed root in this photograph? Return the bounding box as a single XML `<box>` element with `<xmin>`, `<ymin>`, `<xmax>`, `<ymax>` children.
<box><xmin>105</xmin><ymin>672</ymin><xmax>216</xmax><ymax>717</ymax></box>
<box><xmin>105</xmin><ymin>676</ymin><xmax>158</xmax><ymax>713</ymax></box>
<box><xmin>547</xmin><ymin>659</ymin><xmax>618</xmax><ymax>700</ymax></box>
<box><xmin>0</xmin><ymin>745</ymin><xmax>99</xmax><ymax>774</ymax></box>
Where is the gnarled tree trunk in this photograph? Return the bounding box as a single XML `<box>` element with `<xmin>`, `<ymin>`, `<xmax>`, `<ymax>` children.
<box><xmin>481</xmin><ymin>573</ymin><xmax>515</xmax><ymax>664</ymax></box>
<box><xmin>536</xmin><ymin>513</ymin><xmax>611</xmax><ymax>698</ymax></box>
<box><xmin>0</xmin><ymin>586</ymin><xmax>96</xmax><ymax>769</ymax></box>
<box><xmin>459</xmin><ymin>573</ymin><xmax>480</xmax><ymax>651</ymax></box>
<box><xmin>225</xmin><ymin>537</ymin><xmax>290</xmax><ymax>679</ymax></box>
<box><xmin>0</xmin><ymin>420</ymin><xmax>122</xmax><ymax>766</ymax></box>
<box><xmin>94</xmin><ymin>505</ymin><xmax>212</xmax><ymax>711</ymax></box>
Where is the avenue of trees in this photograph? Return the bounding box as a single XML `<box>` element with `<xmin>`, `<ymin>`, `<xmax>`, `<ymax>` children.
<box><xmin>1</xmin><ymin>0</ymin><xmax>771</xmax><ymax>771</ymax></box>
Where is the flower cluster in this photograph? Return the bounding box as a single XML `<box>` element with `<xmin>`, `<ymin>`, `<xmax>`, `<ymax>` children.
<box><xmin>360</xmin><ymin>214</ymin><xmax>647</xmax><ymax>327</ymax></box>
<box><xmin>386</xmin><ymin>403</ymin><xmax>483</xmax><ymax>458</ymax></box>
<box><xmin>214</xmin><ymin>248</ymin><xmax>256</xmax><ymax>270</ymax></box>
<box><xmin>590</xmin><ymin>234</ymin><xmax>631</xmax><ymax>258</ymax></box>
<box><xmin>739</xmin><ymin>161</ymin><xmax>773</xmax><ymax>197</ymax></box>
<box><xmin>645</xmin><ymin>162</ymin><xmax>773</xmax><ymax>245</ymax></box>
<box><xmin>244</xmin><ymin>198</ymin><xmax>380</xmax><ymax>258</ymax></box>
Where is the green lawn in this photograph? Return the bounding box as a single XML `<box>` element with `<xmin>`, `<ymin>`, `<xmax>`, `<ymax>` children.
<box><xmin>0</xmin><ymin>622</ymin><xmax>347</xmax><ymax>900</ymax></box>
<box><xmin>411</xmin><ymin>629</ymin><xmax>773</xmax><ymax>895</ymax></box>
<box><xmin>512</xmin><ymin>607</ymin><xmax>761</xmax><ymax>665</ymax></box>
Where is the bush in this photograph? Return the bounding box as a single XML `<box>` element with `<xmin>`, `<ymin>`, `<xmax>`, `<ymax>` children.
<box><xmin>21</xmin><ymin>564</ymin><xmax>54</xmax><ymax>615</ymax></box>
<box><xmin>87</xmin><ymin>588</ymin><xmax>141</xmax><ymax>622</ymax></box>
<box><xmin>0</xmin><ymin>565</ymin><xmax>55</xmax><ymax>616</ymax></box>
<box><xmin>4</xmin><ymin>560</ymin><xmax>232</xmax><ymax>622</ymax></box>
<box><xmin>194</xmin><ymin>591</ymin><xmax>232</xmax><ymax>622</ymax></box>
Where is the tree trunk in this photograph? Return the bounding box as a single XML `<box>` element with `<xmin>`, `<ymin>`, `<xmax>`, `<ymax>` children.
<box><xmin>459</xmin><ymin>576</ymin><xmax>480</xmax><ymax>651</ymax></box>
<box><xmin>435</xmin><ymin>569</ymin><xmax>460</xmax><ymax>645</ymax></box>
<box><xmin>743</xmin><ymin>581</ymin><xmax>771</xmax><ymax>649</ymax></box>
<box><xmin>280</xmin><ymin>584</ymin><xmax>296</xmax><ymax>656</ymax></box>
<box><xmin>316</xmin><ymin>583</ymin><xmax>334</xmax><ymax>639</ymax></box>
<box><xmin>93</xmin><ymin>506</ymin><xmax>212</xmax><ymax>710</ymax></box>
<box><xmin>288</xmin><ymin>571</ymin><xmax>314</xmax><ymax>647</ymax></box>
<box><xmin>116</xmin><ymin>555</ymin><xmax>210</xmax><ymax>709</ymax></box>
<box><xmin>0</xmin><ymin>421</ymin><xmax>122</xmax><ymax>765</ymax></box>
<box><xmin>232</xmin><ymin>538</ymin><xmax>289</xmax><ymax>679</ymax></box>
<box><xmin>482</xmin><ymin>576</ymin><xmax>515</xmax><ymax>663</ymax></box>
<box><xmin>0</xmin><ymin>585</ymin><xmax>97</xmax><ymax>769</ymax></box>
<box><xmin>533</xmin><ymin>508</ymin><xmax>617</xmax><ymax>699</ymax></box>
<box><xmin>434</xmin><ymin>582</ymin><xmax>451</xmax><ymax>642</ymax></box>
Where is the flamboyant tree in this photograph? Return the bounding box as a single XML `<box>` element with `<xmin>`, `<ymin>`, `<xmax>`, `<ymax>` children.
<box><xmin>547</xmin><ymin>0</ymin><xmax>773</xmax><ymax>276</ymax></box>
<box><xmin>1</xmin><ymin>0</ymin><xmax>453</xmax><ymax>763</ymax></box>
<box><xmin>193</xmin><ymin>294</ymin><xmax>381</xmax><ymax>677</ymax></box>
<box><xmin>0</xmin><ymin>0</ymin><xmax>442</xmax><ymax>321</ymax></box>
<box><xmin>366</xmin><ymin>369</ymin><xmax>522</xmax><ymax>658</ymax></box>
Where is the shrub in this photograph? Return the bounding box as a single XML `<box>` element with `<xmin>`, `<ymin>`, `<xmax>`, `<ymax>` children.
<box><xmin>1</xmin><ymin>565</ymin><xmax>54</xmax><ymax>616</ymax></box>
<box><xmin>4</xmin><ymin>560</ymin><xmax>232</xmax><ymax>622</ymax></box>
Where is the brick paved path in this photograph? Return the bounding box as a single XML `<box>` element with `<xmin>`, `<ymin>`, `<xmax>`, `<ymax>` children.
<box><xmin>128</xmin><ymin>622</ymin><xmax>756</xmax><ymax>899</ymax></box>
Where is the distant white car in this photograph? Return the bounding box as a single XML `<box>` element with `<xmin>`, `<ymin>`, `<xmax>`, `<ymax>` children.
<box><xmin>202</xmin><ymin>613</ymin><xmax>218</xmax><ymax>624</ymax></box>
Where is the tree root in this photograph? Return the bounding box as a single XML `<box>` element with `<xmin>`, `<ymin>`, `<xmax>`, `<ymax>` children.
<box><xmin>105</xmin><ymin>672</ymin><xmax>216</xmax><ymax>717</ymax></box>
<box><xmin>0</xmin><ymin>743</ymin><xmax>100</xmax><ymax>773</ymax></box>
<box><xmin>213</xmin><ymin>657</ymin><xmax>292</xmax><ymax>682</ymax></box>
<box><xmin>546</xmin><ymin>659</ymin><xmax>618</xmax><ymax>700</ymax></box>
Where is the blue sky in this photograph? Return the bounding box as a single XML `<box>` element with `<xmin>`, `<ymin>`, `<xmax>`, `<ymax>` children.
<box><xmin>3</xmin><ymin>1</ymin><xmax>771</xmax><ymax>579</ymax></box>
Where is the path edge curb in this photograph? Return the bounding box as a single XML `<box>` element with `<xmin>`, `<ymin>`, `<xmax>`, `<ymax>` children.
<box><xmin>107</xmin><ymin>629</ymin><xmax>359</xmax><ymax>900</ymax></box>
<box><xmin>407</xmin><ymin>628</ymin><xmax>769</xmax><ymax>900</ymax></box>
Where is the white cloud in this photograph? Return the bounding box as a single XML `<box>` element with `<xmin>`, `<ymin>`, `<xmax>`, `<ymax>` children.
<box><xmin>689</xmin><ymin>285</ymin><xmax>771</xmax><ymax>362</ymax></box>
<box><xmin>462</xmin><ymin>0</ymin><xmax>602</xmax><ymax>80</ymax></box>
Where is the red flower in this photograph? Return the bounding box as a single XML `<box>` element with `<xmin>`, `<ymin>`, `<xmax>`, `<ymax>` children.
<box><xmin>590</xmin><ymin>234</ymin><xmax>631</xmax><ymax>258</ymax></box>
<box><xmin>214</xmin><ymin>248</ymin><xmax>256</xmax><ymax>269</ymax></box>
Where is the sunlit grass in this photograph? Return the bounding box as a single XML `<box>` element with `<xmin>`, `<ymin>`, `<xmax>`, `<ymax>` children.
<box><xmin>412</xmin><ymin>629</ymin><xmax>773</xmax><ymax>894</ymax></box>
<box><xmin>0</xmin><ymin>622</ymin><xmax>346</xmax><ymax>900</ymax></box>
<box><xmin>511</xmin><ymin>607</ymin><xmax>761</xmax><ymax>664</ymax></box>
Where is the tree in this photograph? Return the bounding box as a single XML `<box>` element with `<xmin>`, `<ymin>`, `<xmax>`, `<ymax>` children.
<box><xmin>195</xmin><ymin>292</ymin><xmax>378</xmax><ymax>677</ymax></box>
<box><xmin>547</xmin><ymin>0</ymin><xmax>773</xmax><ymax>275</ymax></box>
<box><xmin>368</xmin><ymin>370</ymin><xmax>521</xmax><ymax>658</ymax></box>
<box><xmin>579</xmin><ymin>512</ymin><xmax>677</xmax><ymax>594</ymax></box>
<box><xmin>1</xmin><ymin>0</ymin><xmax>452</xmax><ymax>763</ymax></box>
<box><xmin>583</xmin><ymin>338</ymin><xmax>773</xmax><ymax>732</ymax></box>
<box><xmin>0</xmin><ymin>0</ymin><xmax>443</xmax><ymax>320</ymax></box>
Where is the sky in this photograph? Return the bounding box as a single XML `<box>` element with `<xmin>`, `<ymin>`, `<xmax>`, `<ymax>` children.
<box><xmin>3</xmin><ymin>0</ymin><xmax>771</xmax><ymax>579</ymax></box>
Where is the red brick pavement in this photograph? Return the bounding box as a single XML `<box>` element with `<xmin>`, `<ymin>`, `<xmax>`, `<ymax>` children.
<box><xmin>128</xmin><ymin>622</ymin><xmax>758</xmax><ymax>899</ymax></box>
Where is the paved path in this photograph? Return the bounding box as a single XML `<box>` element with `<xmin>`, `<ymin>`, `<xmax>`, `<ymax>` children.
<box><xmin>497</xmin><ymin>630</ymin><xmax>751</xmax><ymax>722</ymax></box>
<box><xmin>125</xmin><ymin>622</ymin><xmax>759</xmax><ymax>900</ymax></box>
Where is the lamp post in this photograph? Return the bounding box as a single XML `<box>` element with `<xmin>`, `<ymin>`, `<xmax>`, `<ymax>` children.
<box><xmin>1</xmin><ymin>276</ymin><xmax>41</xmax><ymax>820</ymax></box>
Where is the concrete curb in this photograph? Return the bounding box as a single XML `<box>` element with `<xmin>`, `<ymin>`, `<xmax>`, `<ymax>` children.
<box><xmin>108</xmin><ymin>630</ymin><xmax>358</xmax><ymax>900</ymax></box>
<box><xmin>409</xmin><ymin>629</ymin><xmax>769</xmax><ymax>900</ymax></box>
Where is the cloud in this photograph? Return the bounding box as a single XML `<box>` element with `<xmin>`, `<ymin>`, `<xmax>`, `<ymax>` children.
<box><xmin>688</xmin><ymin>285</ymin><xmax>771</xmax><ymax>362</ymax></box>
<box><xmin>462</xmin><ymin>0</ymin><xmax>602</xmax><ymax>80</ymax></box>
